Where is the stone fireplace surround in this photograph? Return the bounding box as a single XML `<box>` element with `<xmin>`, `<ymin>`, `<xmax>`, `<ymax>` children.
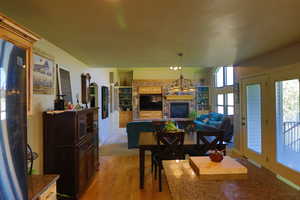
<box><xmin>132</xmin><ymin>80</ymin><xmax>196</xmax><ymax>120</ymax></box>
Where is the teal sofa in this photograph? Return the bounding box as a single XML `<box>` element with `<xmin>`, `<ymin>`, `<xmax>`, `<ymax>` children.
<box><xmin>126</xmin><ymin>121</ymin><xmax>154</xmax><ymax>149</ymax></box>
<box><xmin>194</xmin><ymin>112</ymin><xmax>224</xmax><ymax>130</ymax></box>
<box><xmin>126</xmin><ymin>120</ymin><xmax>190</xmax><ymax>149</ymax></box>
<box><xmin>126</xmin><ymin>113</ymin><xmax>233</xmax><ymax>149</ymax></box>
<box><xmin>194</xmin><ymin>112</ymin><xmax>233</xmax><ymax>142</ymax></box>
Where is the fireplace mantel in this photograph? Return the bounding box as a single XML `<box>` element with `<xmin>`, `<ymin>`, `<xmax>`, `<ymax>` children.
<box><xmin>165</xmin><ymin>95</ymin><xmax>194</xmax><ymax>100</ymax></box>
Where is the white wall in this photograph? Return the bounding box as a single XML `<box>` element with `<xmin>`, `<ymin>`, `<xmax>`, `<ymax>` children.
<box><xmin>85</xmin><ymin>68</ymin><xmax>119</xmax><ymax>144</ymax></box>
<box><xmin>29</xmin><ymin>40</ymin><xmax>120</xmax><ymax>173</ymax></box>
<box><xmin>28</xmin><ymin>39</ymin><xmax>89</xmax><ymax>174</ymax></box>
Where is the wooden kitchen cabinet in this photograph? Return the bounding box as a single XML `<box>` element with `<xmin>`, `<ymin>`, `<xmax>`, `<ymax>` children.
<box><xmin>138</xmin><ymin>86</ymin><xmax>162</xmax><ymax>94</ymax></box>
<box><xmin>139</xmin><ymin>111</ymin><xmax>163</xmax><ymax>119</ymax></box>
<box><xmin>119</xmin><ymin>111</ymin><xmax>133</xmax><ymax>128</ymax></box>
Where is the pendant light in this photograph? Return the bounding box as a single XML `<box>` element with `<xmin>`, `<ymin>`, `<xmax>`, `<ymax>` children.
<box><xmin>168</xmin><ymin>53</ymin><xmax>195</xmax><ymax>93</ymax></box>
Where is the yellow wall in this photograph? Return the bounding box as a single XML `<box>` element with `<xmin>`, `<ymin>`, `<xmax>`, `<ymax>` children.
<box><xmin>118</xmin><ymin>67</ymin><xmax>211</xmax><ymax>83</ymax></box>
<box><xmin>133</xmin><ymin>67</ymin><xmax>207</xmax><ymax>80</ymax></box>
<box><xmin>28</xmin><ymin>39</ymin><xmax>89</xmax><ymax>173</ymax></box>
<box><xmin>237</xmin><ymin>43</ymin><xmax>300</xmax><ymax>78</ymax></box>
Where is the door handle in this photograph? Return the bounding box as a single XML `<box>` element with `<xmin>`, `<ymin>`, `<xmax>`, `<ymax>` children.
<box><xmin>241</xmin><ymin>118</ymin><xmax>246</xmax><ymax>126</ymax></box>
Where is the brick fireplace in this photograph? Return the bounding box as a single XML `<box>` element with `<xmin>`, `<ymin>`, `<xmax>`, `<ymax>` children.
<box><xmin>132</xmin><ymin>80</ymin><xmax>196</xmax><ymax>120</ymax></box>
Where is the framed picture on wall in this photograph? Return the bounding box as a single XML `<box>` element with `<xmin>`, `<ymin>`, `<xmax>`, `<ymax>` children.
<box><xmin>114</xmin><ymin>87</ymin><xmax>119</xmax><ymax>111</ymax></box>
<box><xmin>110</xmin><ymin>85</ymin><xmax>113</xmax><ymax>113</ymax></box>
<box><xmin>102</xmin><ymin>86</ymin><xmax>109</xmax><ymax>119</ymax></box>
<box><xmin>57</xmin><ymin>65</ymin><xmax>73</xmax><ymax>103</ymax></box>
<box><xmin>32</xmin><ymin>51</ymin><xmax>55</xmax><ymax>95</ymax></box>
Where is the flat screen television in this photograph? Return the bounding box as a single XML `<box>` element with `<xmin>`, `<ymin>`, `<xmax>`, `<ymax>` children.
<box><xmin>139</xmin><ymin>94</ymin><xmax>162</xmax><ymax>111</ymax></box>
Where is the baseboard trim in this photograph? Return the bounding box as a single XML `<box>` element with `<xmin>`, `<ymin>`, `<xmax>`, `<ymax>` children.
<box><xmin>277</xmin><ymin>175</ymin><xmax>300</xmax><ymax>191</ymax></box>
<box><xmin>230</xmin><ymin>148</ymin><xmax>243</xmax><ymax>157</ymax></box>
<box><xmin>247</xmin><ymin>158</ymin><xmax>262</xmax><ymax>168</ymax></box>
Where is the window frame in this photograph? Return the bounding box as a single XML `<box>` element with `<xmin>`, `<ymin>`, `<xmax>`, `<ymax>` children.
<box><xmin>216</xmin><ymin>92</ymin><xmax>234</xmax><ymax>115</ymax></box>
<box><xmin>215</xmin><ymin>66</ymin><xmax>234</xmax><ymax>88</ymax></box>
<box><xmin>217</xmin><ymin>94</ymin><xmax>225</xmax><ymax>114</ymax></box>
<box><xmin>214</xmin><ymin>66</ymin><xmax>235</xmax><ymax>115</ymax></box>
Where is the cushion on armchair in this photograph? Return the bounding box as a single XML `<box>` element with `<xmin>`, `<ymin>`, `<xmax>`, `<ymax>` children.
<box><xmin>196</xmin><ymin>114</ymin><xmax>209</xmax><ymax>122</ymax></box>
<box><xmin>218</xmin><ymin>117</ymin><xmax>233</xmax><ymax>142</ymax></box>
<box><xmin>207</xmin><ymin>120</ymin><xmax>222</xmax><ymax>127</ymax></box>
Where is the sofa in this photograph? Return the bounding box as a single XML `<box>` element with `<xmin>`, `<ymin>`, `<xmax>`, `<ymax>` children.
<box><xmin>126</xmin><ymin>113</ymin><xmax>233</xmax><ymax>149</ymax></box>
<box><xmin>126</xmin><ymin>121</ymin><xmax>154</xmax><ymax>149</ymax></box>
<box><xmin>194</xmin><ymin>112</ymin><xmax>233</xmax><ymax>142</ymax></box>
<box><xmin>126</xmin><ymin>120</ymin><xmax>193</xmax><ymax>149</ymax></box>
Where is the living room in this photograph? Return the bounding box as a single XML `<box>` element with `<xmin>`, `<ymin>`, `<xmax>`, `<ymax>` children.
<box><xmin>1</xmin><ymin>1</ymin><xmax>300</xmax><ymax>200</ymax></box>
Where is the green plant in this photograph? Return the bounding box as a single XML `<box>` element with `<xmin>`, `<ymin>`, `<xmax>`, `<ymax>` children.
<box><xmin>164</xmin><ymin>121</ymin><xmax>179</xmax><ymax>132</ymax></box>
<box><xmin>188</xmin><ymin>110</ymin><xmax>198</xmax><ymax>120</ymax></box>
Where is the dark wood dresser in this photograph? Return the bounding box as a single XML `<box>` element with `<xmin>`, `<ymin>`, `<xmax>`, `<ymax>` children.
<box><xmin>43</xmin><ymin>108</ymin><xmax>99</xmax><ymax>200</ymax></box>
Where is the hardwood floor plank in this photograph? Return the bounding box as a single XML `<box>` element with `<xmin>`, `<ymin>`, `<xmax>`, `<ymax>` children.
<box><xmin>80</xmin><ymin>155</ymin><xmax>172</xmax><ymax>200</ymax></box>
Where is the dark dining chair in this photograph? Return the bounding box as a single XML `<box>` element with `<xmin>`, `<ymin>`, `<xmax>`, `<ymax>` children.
<box><xmin>152</xmin><ymin>121</ymin><xmax>167</xmax><ymax>134</ymax></box>
<box><xmin>196</xmin><ymin>129</ymin><xmax>225</xmax><ymax>155</ymax></box>
<box><xmin>153</xmin><ymin>131</ymin><xmax>185</xmax><ymax>192</ymax></box>
<box><xmin>183</xmin><ymin>128</ymin><xmax>225</xmax><ymax>156</ymax></box>
<box><xmin>151</xmin><ymin>121</ymin><xmax>167</xmax><ymax>172</ymax></box>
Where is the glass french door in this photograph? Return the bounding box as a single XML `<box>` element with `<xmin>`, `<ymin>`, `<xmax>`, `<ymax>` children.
<box><xmin>241</xmin><ymin>76</ymin><xmax>267</xmax><ymax>164</ymax></box>
<box><xmin>241</xmin><ymin>74</ymin><xmax>300</xmax><ymax>186</ymax></box>
<box><xmin>275</xmin><ymin>79</ymin><xmax>300</xmax><ymax>173</ymax></box>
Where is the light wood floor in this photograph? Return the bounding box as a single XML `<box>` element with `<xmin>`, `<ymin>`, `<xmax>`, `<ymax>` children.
<box><xmin>80</xmin><ymin>155</ymin><xmax>172</xmax><ymax>200</ymax></box>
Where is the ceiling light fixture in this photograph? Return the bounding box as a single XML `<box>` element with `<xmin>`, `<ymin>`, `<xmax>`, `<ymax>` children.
<box><xmin>168</xmin><ymin>53</ymin><xmax>195</xmax><ymax>93</ymax></box>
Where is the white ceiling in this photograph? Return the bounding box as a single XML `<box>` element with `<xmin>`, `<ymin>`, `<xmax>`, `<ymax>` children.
<box><xmin>1</xmin><ymin>0</ymin><xmax>300</xmax><ymax>67</ymax></box>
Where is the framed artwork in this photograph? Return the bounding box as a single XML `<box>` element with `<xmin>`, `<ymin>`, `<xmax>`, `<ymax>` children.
<box><xmin>114</xmin><ymin>87</ymin><xmax>119</xmax><ymax>111</ymax></box>
<box><xmin>110</xmin><ymin>85</ymin><xmax>113</xmax><ymax>113</ymax></box>
<box><xmin>57</xmin><ymin>65</ymin><xmax>73</xmax><ymax>103</ymax></box>
<box><xmin>33</xmin><ymin>52</ymin><xmax>55</xmax><ymax>94</ymax></box>
<box><xmin>102</xmin><ymin>86</ymin><xmax>109</xmax><ymax>119</ymax></box>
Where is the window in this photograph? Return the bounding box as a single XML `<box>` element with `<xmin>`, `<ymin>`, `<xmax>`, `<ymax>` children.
<box><xmin>227</xmin><ymin>93</ymin><xmax>234</xmax><ymax>115</ymax></box>
<box><xmin>217</xmin><ymin>94</ymin><xmax>224</xmax><ymax>114</ymax></box>
<box><xmin>214</xmin><ymin>66</ymin><xmax>235</xmax><ymax>115</ymax></box>
<box><xmin>217</xmin><ymin>93</ymin><xmax>234</xmax><ymax>115</ymax></box>
<box><xmin>215</xmin><ymin>66</ymin><xmax>234</xmax><ymax>87</ymax></box>
<box><xmin>216</xmin><ymin>67</ymin><xmax>224</xmax><ymax>87</ymax></box>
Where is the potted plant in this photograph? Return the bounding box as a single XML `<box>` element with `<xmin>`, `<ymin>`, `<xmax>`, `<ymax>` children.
<box><xmin>188</xmin><ymin>110</ymin><xmax>198</xmax><ymax>120</ymax></box>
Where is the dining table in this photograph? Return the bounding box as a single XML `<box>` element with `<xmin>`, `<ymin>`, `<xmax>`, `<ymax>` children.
<box><xmin>138</xmin><ymin>130</ymin><xmax>226</xmax><ymax>189</ymax></box>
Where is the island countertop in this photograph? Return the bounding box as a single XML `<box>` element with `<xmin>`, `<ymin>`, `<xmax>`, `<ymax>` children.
<box><xmin>28</xmin><ymin>174</ymin><xmax>59</xmax><ymax>200</ymax></box>
<box><xmin>163</xmin><ymin>158</ymin><xmax>300</xmax><ymax>200</ymax></box>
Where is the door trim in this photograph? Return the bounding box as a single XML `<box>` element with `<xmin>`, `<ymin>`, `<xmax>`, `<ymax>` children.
<box><xmin>240</xmin><ymin>75</ymin><xmax>269</xmax><ymax>166</ymax></box>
